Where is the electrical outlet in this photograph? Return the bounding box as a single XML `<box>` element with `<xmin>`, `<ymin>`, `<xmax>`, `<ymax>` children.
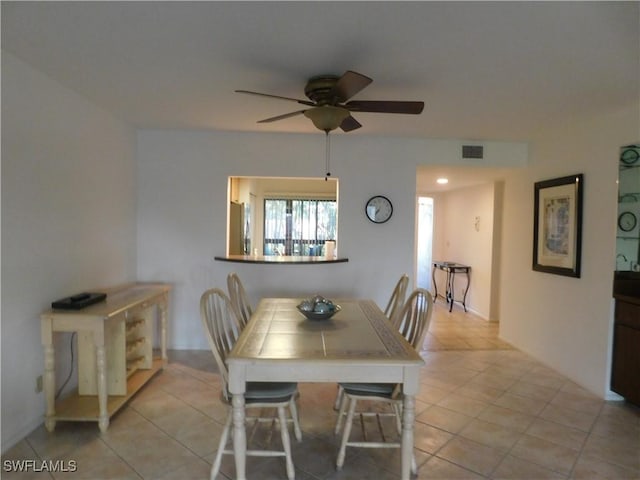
<box><xmin>36</xmin><ymin>375</ymin><xmax>43</xmax><ymax>393</ymax></box>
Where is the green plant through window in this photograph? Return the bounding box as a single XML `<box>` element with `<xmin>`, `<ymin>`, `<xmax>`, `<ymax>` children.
<box><xmin>264</xmin><ymin>199</ymin><xmax>336</xmax><ymax>256</ymax></box>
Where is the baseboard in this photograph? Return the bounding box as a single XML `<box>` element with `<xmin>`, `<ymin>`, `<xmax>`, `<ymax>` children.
<box><xmin>465</xmin><ymin>307</ymin><xmax>490</xmax><ymax>321</ymax></box>
<box><xmin>605</xmin><ymin>390</ymin><xmax>625</xmax><ymax>401</ymax></box>
<box><xmin>2</xmin><ymin>415</ymin><xmax>44</xmax><ymax>455</ymax></box>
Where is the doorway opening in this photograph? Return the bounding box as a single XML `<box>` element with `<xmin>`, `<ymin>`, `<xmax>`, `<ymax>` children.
<box><xmin>416</xmin><ymin>196</ymin><xmax>434</xmax><ymax>291</ymax></box>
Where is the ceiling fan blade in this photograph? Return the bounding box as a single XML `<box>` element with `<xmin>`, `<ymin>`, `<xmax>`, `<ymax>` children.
<box><xmin>236</xmin><ymin>90</ymin><xmax>315</xmax><ymax>107</ymax></box>
<box><xmin>340</xmin><ymin>115</ymin><xmax>362</xmax><ymax>132</ymax></box>
<box><xmin>257</xmin><ymin>110</ymin><xmax>307</xmax><ymax>123</ymax></box>
<box><xmin>345</xmin><ymin>100</ymin><xmax>425</xmax><ymax>114</ymax></box>
<box><xmin>330</xmin><ymin>71</ymin><xmax>373</xmax><ymax>103</ymax></box>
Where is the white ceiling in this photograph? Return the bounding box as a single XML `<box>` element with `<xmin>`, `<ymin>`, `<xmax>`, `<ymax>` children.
<box><xmin>416</xmin><ymin>164</ymin><xmax>515</xmax><ymax>194</ymax></box>
<box><xmin>2</xmin><ymin>1</ymin><xmax>638</xmax><ymax>189</ymax></box>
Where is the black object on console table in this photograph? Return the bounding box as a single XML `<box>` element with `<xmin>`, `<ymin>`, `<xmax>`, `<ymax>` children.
<box><xmin>51</xmin><ymin>292</ymin><xmax>107</xmax><ymax>310</ymax></box>
<box><xmin>432</xmin><ymin>261</ymin><xmax>471</xmax><ymax>313</ymax></box>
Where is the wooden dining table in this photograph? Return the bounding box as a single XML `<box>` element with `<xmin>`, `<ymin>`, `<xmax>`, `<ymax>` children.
<box><xmin>226</xmin><ymin>297</ymin><xmax>425</xmax><ymax>479</ymax></box>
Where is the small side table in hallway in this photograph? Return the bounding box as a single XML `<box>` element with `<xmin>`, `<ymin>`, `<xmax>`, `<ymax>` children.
<box><xmin>432</xmin><ymin>261</ymin><xmax>471</xmax><ymax>312</ymax></box>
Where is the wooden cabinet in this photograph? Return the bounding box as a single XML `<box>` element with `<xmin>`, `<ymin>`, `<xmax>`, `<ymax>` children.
<box><xmin>41</xmin><ymin>283</ymin><xmax>171</xmax><ymax>432</ymax></box>
<box><xmin>611</xmin><ymin>298</ymin><xmax>640</xmax><ymax>406</ymax></box>
<box><xmin>77</xmin><ymin>302</ymin><xmax>154</xmax><ymax>396</ymax></box>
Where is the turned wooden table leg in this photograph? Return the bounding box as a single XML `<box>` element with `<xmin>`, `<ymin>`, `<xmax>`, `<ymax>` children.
<box><xmin>232</xmin><ymin>393</ymin><xmax>246</xmax><ymax>480</ymax></box>
<box><xmin>401</xmin><ymin>393</ymin><xmax>416</xmax><ymax>480</ymax></box>
<box><xmin>43</xmin><ymin>344</ymin><xmax>56</xmax><ymax>432</ymax></box>
<box><xmin>95</xmin><ymin>338</ymin><xmax>109</xmax><ymax>433</ymax></box>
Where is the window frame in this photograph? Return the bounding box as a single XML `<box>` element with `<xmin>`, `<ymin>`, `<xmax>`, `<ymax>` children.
<box><xmin>263</xmin><ymin>197</ymin><xmax>337</xmax><ymax>256</ymax></box>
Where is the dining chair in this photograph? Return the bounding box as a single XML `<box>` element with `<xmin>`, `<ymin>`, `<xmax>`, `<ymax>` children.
<box><xmin>384</xmin><ymin>273</ymin><xmax>409</xmax><ymax>326</ymax></box>
<box><xmin>200</xmin><ymin>288</ymin><xmax>302</xmax><ymax>480</ymax></box>
<box><xmin>227</xmin><ymin>272</ymin><xmax>253</xmax><ymax>330</ymax></box>
<box><xmin>332</xmin><ymin>274</ymin><xmax>410</xmax><ymax>410</ymax></box>
<box><xmin>334</xmin><ymin>288</ymin><xmax>434</xmax><ymax>473</ymax></box>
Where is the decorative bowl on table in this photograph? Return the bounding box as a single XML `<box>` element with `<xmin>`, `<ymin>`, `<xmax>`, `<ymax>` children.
<box><xmin>296</xmin><ymin>295</ymin><xmax>341</xmax><ymax>321</ymax></box>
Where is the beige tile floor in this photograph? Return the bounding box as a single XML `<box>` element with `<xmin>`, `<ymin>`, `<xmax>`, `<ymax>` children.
<box><xmin>3</xmin><ymin>303</ymin><xmax>639</xmax><ymax>479</ymax></box>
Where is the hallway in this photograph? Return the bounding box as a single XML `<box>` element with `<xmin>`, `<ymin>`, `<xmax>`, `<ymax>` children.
<box><xmin>424</xmin><ymin>304</ymin><xmax>512</xmax><ymax>351</ymax></box>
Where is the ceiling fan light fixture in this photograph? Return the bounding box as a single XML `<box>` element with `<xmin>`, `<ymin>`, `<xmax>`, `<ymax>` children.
<box><xmin>238</xmin><ymin>71</ymin><xmax>424</xmax><ymax>133</ymax></box>
<box><xmin>304</xmin><ymin>106</ymin><xmax>350</xmax><ymax>132</ymax></box>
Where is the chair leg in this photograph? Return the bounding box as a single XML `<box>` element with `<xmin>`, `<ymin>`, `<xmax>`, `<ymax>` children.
<box><xmin>334</xmin><ymin>390</ymin><xmax>348</xmax><ymax>434</ymax></box>
<box><xmin>211</xmin><ymin>412</ymin><xmax>232</xmax><ymax>480</ymax></box>
<box><xmin>336</xmin><ymin>396</ymin><xmax>357</xmax><ymax>470</ymax></box>
<box><xmin>393</xmin><ymin>402</ymin><xmax>402</xmax><ymax>434</ymax></box>
<box><xmin>277</xmin><ymin>406</ymin><xmax>295</xmax><ymax>480</ymax></box>
<box><xmin>333</xmin><ymin>384</ymin><xmax>344</xmax><ymax>410</ymax></box>
<box><xmin>288</xmin><ymin>396</ymin><xmax>302</xmax><ymax>441</ymax></box>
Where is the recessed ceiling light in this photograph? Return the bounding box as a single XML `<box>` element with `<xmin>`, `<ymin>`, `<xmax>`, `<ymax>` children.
<box><xmin>436</xmin><ymin>178</ymin><xmax>449</xmax><ymax>184</ymax></box>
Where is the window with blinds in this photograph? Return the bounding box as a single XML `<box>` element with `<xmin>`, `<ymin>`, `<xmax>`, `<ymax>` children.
<box><xmin>264</xmin><ymin>198</ymin><xmax>337</xmax><ymax>256</ymax></box>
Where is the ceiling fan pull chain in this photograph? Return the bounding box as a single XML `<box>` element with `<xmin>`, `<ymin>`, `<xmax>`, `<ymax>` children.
<box><xmin>325</xmin><ymin>131</ymin><xmax>331</xmax><ymax>181</ymax></box>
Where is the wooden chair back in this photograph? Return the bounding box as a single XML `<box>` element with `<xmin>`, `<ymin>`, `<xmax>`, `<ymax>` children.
<box><xmin>227</xmin><ymin>272</ymin><xmax>253</xmax><ymax>329</ymax></box>
<box><xmin>395</xmin><ymin>288</ymin><xmax>434</xmax><ymax>351</ymax></box>
<box><xmin>384</xmin><ymin>274</ymin><xmax>409</xmax><ymax>327</ymax></box>
<box><xmin>200</xmin><ymin>288</ymin><xmax>240</xmax><ymax>399</ymax></box>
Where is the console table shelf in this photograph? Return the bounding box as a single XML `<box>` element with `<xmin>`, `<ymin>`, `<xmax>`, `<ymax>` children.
<box><xmin>49</xmin><ymin>358</ymin><xmax>163</xmax><ymax>422</ymax></box>
<box><xmin>41</xmin><ymin>283</ymin><xmax>171</xmax><ymax>432</ymax></box>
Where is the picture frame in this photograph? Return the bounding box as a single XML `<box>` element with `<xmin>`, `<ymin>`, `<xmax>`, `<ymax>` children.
<box><xmin>533</xmin><ymin>174</ymin><xmax>583</xmax><ymax>277</ymax></box>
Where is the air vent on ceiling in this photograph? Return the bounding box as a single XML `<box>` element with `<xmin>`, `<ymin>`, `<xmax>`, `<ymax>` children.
<box><xmin>462</xmin><ymin>145</ymin><xmax>484</xmax><ymax>159</ymax></box>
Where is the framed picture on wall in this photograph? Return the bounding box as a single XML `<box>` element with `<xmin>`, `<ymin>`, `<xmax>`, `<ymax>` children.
<box><xmin>533</xmin><ymin>174</ymin><xmax>583</xmax><ymax>278</ymax></box>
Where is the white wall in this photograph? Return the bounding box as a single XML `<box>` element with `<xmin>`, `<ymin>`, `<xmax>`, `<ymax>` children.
<box><xmin>1</xmin><ymin>53</ymin><xmax>137</xmax><ymax>449</ymax></box>
<box><xmin>500</xmin><ymin>104</ymin><xmax>640</xmax><ymax>398</ymax></box>
<box><xmin>136</xmin><ymin>131</ymin><xmax>527</xmax><ymax>349</ymax></box>
<box><xmin>431</xmin><ymin>183</ymin><xmax>497</xmax><ymax>319</ymax></box>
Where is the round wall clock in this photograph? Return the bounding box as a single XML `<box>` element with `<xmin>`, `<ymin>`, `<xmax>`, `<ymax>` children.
<box><xmin>620</xmin><ymin>148</ymin><xmax>639</xmax><ymax>165</ymax></box>
<box><xmin>618</xmin><ymin>211</ymin><xmax>637</xmax><ymax>232</ymax></box>
<box><xmin>365</xmin><ymin>195</ymin><xmax>393</xmax><ymax>224</ymax></box>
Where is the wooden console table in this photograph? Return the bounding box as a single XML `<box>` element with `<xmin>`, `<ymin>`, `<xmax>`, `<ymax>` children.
<box><xmin>432</xmin><ymin>261</ymin><xmax>471</xmax><ymax>312</ymax></box>
<box><xmin>40</xmin><ymin>283</ymin><xmax>171</xmax><ymax>432</ymax></box>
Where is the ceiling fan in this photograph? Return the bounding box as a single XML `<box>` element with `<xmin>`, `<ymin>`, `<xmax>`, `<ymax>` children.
<box><xmin>236</xmin><ymin>70</ymin><xmax>424</xmax><ymax>133</ymax></box>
